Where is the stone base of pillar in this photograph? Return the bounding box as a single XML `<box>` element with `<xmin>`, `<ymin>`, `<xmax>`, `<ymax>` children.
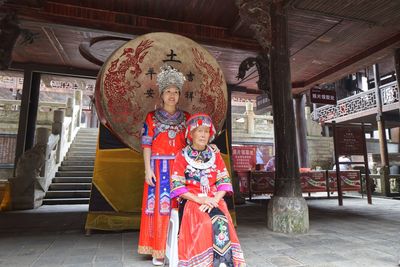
<box><xmin>9</xmin><ymin>178</ymin><xmax>44</xmax><ymax>210</ymax></box>
<box><xmin>267</xmin><ymin>196</ymin><xmax>309</xmax><ymax>234</ymax></box>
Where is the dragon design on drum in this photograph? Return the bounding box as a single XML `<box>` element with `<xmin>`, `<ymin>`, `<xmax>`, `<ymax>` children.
<box><xmin>192</xmin><ymin>47</ymin><xmax>226</xmax><ymax>131</ymax></box>
<box><xmin>103</xmin><ymin>40</ymin><xmax>153</xmax><ymax>137</ymax></box>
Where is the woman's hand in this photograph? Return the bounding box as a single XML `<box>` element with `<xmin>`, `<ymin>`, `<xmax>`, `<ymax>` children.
<box><xmin>199</xmin><ymin>204</ymin><xmax>213</xmax><ymax>213</ymax></box>
<box><xmin>198</xmin><ymin>196</ymin><xmax>219</xmax><ymax>213</ymax></box>
<box><xmin>145</xmin><ymin>169</ymin><xmax>156</xmax><ymax>187</ymax></box>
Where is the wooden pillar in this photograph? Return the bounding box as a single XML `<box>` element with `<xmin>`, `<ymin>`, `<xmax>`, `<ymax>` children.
<box><xmin>227</xmin><ymin>85</ymin><xmax>245</xmax><ymax>204</ymax></box>
<box><xmin>294</xmin><ymin>94</ymin><xmax>309</xmax><ymax>168</ymax></box>
<box><xmin>394</xmin><ymin>49</ymin><xmax>400</xmax><ymax>154</ymax></box>
<box><xmin>238</xmin><ymin>0</ymin><xmax>309</xmax><ymax>233</ymax></box>
<box><xmin>269</xmin><ymin>2</ymin><xmax>301</xmax><ymax>197</ymax></box>
<box><xmin>373</xmin><ymin>64</ymin><xmax>390</xmax><ymax>196</ymax></box>
<box><xmin>395</xmin><ymin>49</ymin><xmax>400</xmax><ymax>101</ymax></box>
<box><xmin>14</xmin><ymin>69</ymin><xmax>41</xmax><ymax>173</ymax></box>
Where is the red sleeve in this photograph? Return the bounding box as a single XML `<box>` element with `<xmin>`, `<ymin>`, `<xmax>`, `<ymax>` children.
<box><xmin>215</xmin><ymin>152</ymin><xmax>233</xmax><ymax>194</ymax></box>
<box><xmin>141</xmin><ymin>112</ymin><xmax>155</xmax><ymax>148</ymax></box>
<box><xmin>170</xmin><ymin>150</ymin><xmax>189</xmax><ymax>199</ymax></box>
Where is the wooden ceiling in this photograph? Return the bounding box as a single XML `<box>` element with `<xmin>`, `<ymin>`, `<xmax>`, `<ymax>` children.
<box><xmin>1</xmin><ymin>0</ymin><xmax>400</xmax><ymax>93</ymax></box>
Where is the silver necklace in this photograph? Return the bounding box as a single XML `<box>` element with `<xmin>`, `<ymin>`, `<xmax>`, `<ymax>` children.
<box><xmin>183</xmin><ymin>146</ymin><xmax>216</xmax><ymax>170</ymax></box>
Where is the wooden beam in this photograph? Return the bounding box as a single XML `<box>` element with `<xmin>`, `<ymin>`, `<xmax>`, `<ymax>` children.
<box><xmin>292</xmin><ymin>32</ymin><xmax>400</xmax><ymax>93</ymax></box>
<box><xmin>10</xmin><ymin>62</ymin><xmax>99</xmax><ymax>78</ymax></box>
<box><xmin>41</xmin><ymin>26</ymin><xmax>70</xmax><ymax>65</ymax></box>
<box><xmin>2</xmin><ymin>3</ymin><xmax>261</xmax><ymax>51</ymax></box>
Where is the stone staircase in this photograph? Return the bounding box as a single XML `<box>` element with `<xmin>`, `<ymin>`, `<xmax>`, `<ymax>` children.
<box><xmin>43</xmin><ymin>128</ymin><xmax>98</xmax><ymax>205</ymax></box>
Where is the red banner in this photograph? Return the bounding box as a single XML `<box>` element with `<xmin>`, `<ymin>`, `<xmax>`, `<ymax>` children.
<box><xmin>251</xmin><ymin>171</ymin><xmax>275</xmax><ymax>194</ymax></box>
<box><xmin>300</xmin><ymin>171</ymin><xmax>327</xmax><ymax>192</ymax></box>
<box><xmin>328</xmin><ymin>171</ymin><xmax>361</xmax><ymax>191</ymax></box>
<box><xmin>236</xmin><ymin>171</ymin><xmax>250</xmax><ymax>195</ymax></box>
<box><xmin>240</xmin><ymin>170</ymin><xmax>361</xmax><ymax>197</ymax></box>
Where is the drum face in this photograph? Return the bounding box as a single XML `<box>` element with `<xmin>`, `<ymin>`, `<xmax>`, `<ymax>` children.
<box><xmin>96</xmin><ymin>32</ymin><xmax>228</xmax><ymax>151</ymax></box>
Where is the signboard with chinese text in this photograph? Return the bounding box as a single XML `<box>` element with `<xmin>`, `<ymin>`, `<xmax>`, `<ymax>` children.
<box><xmin>232</xmin><ymin>146</ymin><xmax>256</xmax><ymax>171</ymax></box>
<box><xmin>335</xmin><ymin>127</ymin><xmax>365</xmax><ymax>155</ymax></box>
<box><xmin>310</xmin><ymin>88</ymin><xmax>337</xmax><ymax>105</ymax></box>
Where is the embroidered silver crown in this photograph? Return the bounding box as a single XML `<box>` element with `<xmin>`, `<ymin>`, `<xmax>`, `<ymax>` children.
<box><xmin>156</xmin><ymin>65</ymin><xmax>186</xmax><ymax>93</ymax></box>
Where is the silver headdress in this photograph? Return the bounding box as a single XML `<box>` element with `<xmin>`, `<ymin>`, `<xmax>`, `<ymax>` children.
<box><xmin>156</xmin><ymin>65</ymin><xmax>186</xmax><ymax>93</ymax></box>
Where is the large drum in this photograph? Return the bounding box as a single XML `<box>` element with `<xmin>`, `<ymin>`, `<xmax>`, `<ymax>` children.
<box><xmin>95</xmin><ymin>32</ymin><xmax>228</xmax><ymax>152</ymax></box>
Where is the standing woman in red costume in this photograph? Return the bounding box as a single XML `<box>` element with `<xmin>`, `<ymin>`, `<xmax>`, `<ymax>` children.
<box><xmin>171</xmin><ymin>113</ymin><xmax>246</xmax><ymax>267</ymax></box>
<box><xmin>138</xmin><ymin>65</ymin><xmax>190</xmax><ymax>266</ymax></box>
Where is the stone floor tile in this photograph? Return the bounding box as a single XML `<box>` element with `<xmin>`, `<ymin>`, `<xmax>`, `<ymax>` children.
<box><xmin>268</xmin><ymin>255</ymin><xmax>305</xmax><ymax>266</ymax></box>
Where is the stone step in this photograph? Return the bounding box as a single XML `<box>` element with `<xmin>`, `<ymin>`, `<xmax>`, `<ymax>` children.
<box><xmin>74</xmin><ymin>135</ymin><xmax>98</xmax><ymax>139</ymax></box>
<box><xmin>67</xmin><ymin>152</ymin><xmax>96</xmax><ymax>157</ymax></box>
<box><xmin>70</xmin><ymin>142</ymin><xmax>97</xmax><ymax>147</ymax></box>
<box><xmin>70</xmin><ymin>145</ymin><xmax>97</xmax><ymax>149</ymax></box>
<box><xmin>78</xmin><ymin>128</ymin><xmax>98</xmax><ymax>131</ymax></box>
<box><xmin>73</xmin><ymin>137</ymin><xmax>97</xmax><ymax>141</ymax></box>
<box><xmin>61</xmin><ymin>160</ymin><xmax>94</xmax><ymax>166</ymax></box>
<box><xmin>76</xmin><ymin>129</ymin><xmax>98</xmax><ymax>133</ymax></box>
<box><xmin>52</xmin><ymin>177</ymin><xmax>92</xmax><ymax>183</ymax></box>
<box><xmin>70</xmin><ymin>145</ymin><xmax>96</xmax><ymax>149</ymax></box>
<box><xmin>76</xmin><ymin>133</ymin><xmax>98</xmax><ymax>136</ymax></box>
<box><xmin>65</xmin><ymin>156</ymin><xmax>96</xmax><ymax>161</ymax></box>
<box><xmin>59</xmin><ymin>166</ymin><xmax>94</xmax><ymax>171</ymax></box>
<box><xmin>69</xmin><ymin>149</ymin><xmax>96</xmax><ymax>153</ymax></box>
<box><xmin>69</xmin><ymin>145</ymin><xmax>96</xmax><ymax>149</ymax></box>
<box><xmin>45</xmin><ymin>190</ymin><xmax>91</xmax><ymax>198</ymax></box>
<box><xmin>42</xmin><ymin>198</ymin><xmax>90</xmax><ymax>205</ymax></box>
<box><xmin>68</xmin><ymin>151</ymin><xmax>96</xmax><ymax>155</ymax></box>
<box><xmin>72</xmin><ymin>139</ymin><xmax>97</xmax><ymax>142</ymax></box>
<box><xmin>73</xmin><ymin>135</ymin><xmax>97</xmax><ymax>139</ymax></box>
<box><xmin>49</xmin><ymin>183</ymin><xmax>92</xmax><ymax>190</ymax></box>
<box><xmin>56</xmin><ymin>171</ymin><xmax>93</xmax><ymax>177</ymax></box>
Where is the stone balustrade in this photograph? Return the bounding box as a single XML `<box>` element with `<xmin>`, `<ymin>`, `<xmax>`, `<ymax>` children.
<box><xmin>5</xmin><ymin>90</ymin><xmax>83</xmax><ymax>209</ymax></box>
<box><xmin>0</xmin><ymin>99</ymin><xmax>68</xmax><ymax>133</ymax></box>
<box><xmin>232</xmin><ymin>102</ymin><xmax>275</xmax><ymax>143</ymax></box>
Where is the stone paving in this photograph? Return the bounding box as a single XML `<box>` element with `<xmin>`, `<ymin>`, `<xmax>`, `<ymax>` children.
<box><xmin>0</xmin><ymin>196</ymin><xmax>399</xmax><ymax>267</ymax></box>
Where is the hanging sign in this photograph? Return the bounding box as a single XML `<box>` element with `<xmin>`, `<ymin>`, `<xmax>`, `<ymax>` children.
<box><xmin>310</xmin><ymin>88</ymin><xmax>337</xmax><ymax>105</ymax></box>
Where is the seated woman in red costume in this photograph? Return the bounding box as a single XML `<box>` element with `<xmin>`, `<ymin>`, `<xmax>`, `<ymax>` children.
<box><xmin>171</xmin><ymin>113</ymin><xmax>246</xmax><ymax>267</ymax></box>
<box><xmin>138</xmin><ymin>65</ymin><xmax>190</xmax><ymax>266</ymax></box>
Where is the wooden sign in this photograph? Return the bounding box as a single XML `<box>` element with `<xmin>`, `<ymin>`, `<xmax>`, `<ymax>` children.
<box><xmin>335</xmin><ymin>127</ymin><xmax>365</xmax><ymax>155</ymax></box>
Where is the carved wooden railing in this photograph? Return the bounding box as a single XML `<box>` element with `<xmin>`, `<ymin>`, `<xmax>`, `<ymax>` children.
<box><xmin>312</xmin><ymin>81</ymin><xmax>399</xmax><ymax>123</ymax></box>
